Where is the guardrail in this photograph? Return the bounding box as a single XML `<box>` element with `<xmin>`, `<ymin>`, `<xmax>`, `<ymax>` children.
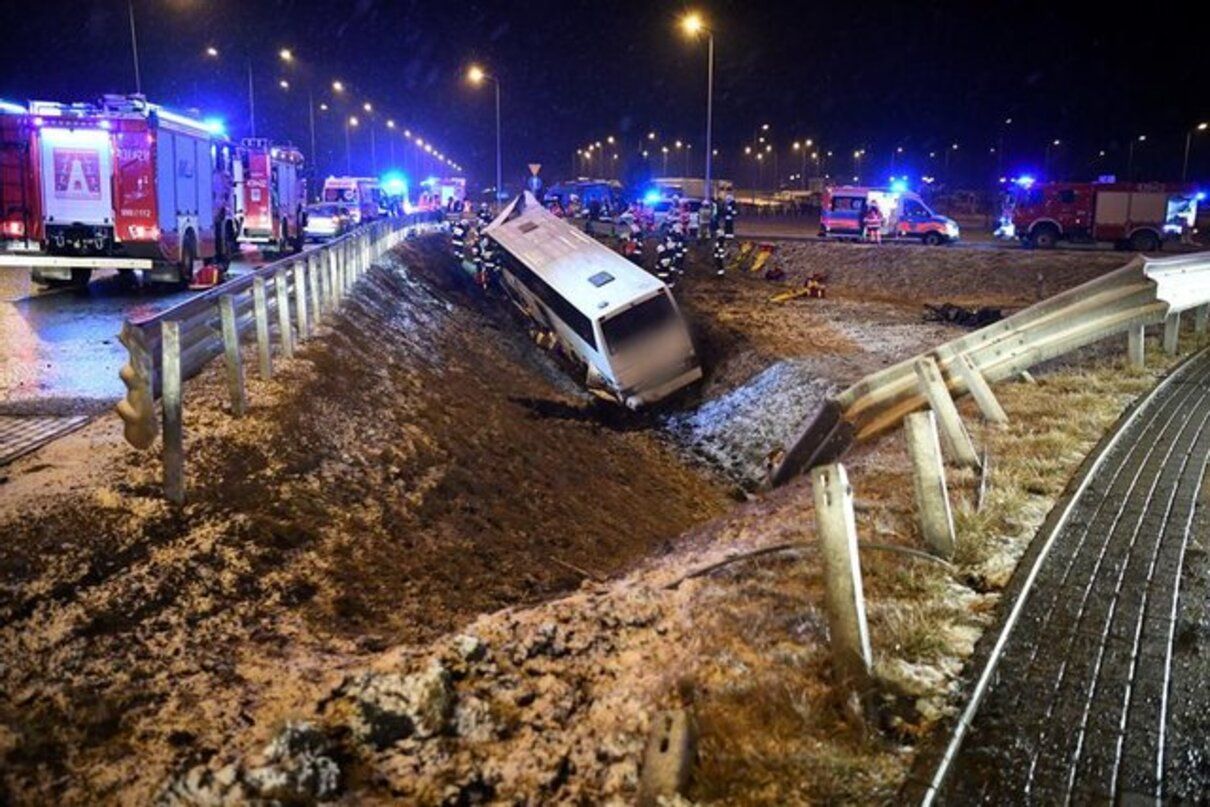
<box><xmin>116</xmin><ymin>211</ymin><xmax>445</xmax><ymax>502</ymax></box>
<box><xmin>770</xmin><ymin>251</ymin><xmax>1210</xmax><ymax>486</ymax></box>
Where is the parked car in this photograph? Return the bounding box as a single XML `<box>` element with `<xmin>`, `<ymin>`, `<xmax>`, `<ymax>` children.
<box><xmin>304</xmin><ymin>203</ymin><xmax>351</xmax><ymax>242</ymax></box>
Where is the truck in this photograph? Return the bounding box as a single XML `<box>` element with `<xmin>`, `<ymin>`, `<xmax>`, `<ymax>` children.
<box><xmin>321</xmin><ymin>176</ymin><xmax>380</xmax><ymax>224</ymax></box>
<box><xmin>0</xmin><ymin>94</ymin><xmax>238</xmax><ymax>287</ymax></box>
<box><xmin>1001</xmin><ymin>179</ymin><xmax>1201</xmax><ymax>251</ymax></box>
<box><xmin>237</xmin><ymin>138</ymin><xmax>306</xmax><ymax>253</ymax></box>
<box><xmin>821</xmin><ymin>185</ymin><xmax>960</xmax><ymax>245</ymax></box>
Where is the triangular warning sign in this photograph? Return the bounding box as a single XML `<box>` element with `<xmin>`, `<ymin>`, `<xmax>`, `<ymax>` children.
<box><xmin>528</xmin><ymin>163</ymin><xmax>541</xmax><ymax>176</ymax></box>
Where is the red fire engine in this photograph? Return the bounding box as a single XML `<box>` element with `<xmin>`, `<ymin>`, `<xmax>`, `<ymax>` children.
<box><xmin>236</xmin><ymin>138</ymin><xmax>306</xmax><ymax>253</ymax></box>
<box><xmin>1002</xmin><ymin>179</ymin><xmax>1200</xmax><ymax>252</ymax></box>
<box><xmin>0</xmin><ymin>95</ymin><xmax>238</xmax><ymax>287</ymax></box>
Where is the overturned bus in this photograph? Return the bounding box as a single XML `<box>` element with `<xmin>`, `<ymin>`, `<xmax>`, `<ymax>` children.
<box><xmin>483</xmin><ymin>192</ymin><xmax>702</xmax><ymax>408</ymax></box>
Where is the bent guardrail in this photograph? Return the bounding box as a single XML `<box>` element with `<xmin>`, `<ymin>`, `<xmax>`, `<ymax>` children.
<box><xmin>770</xmin><ymin>251</ymin><xmax>1210</xmax><ymax>486</ymax></box>
<box><xmin>116</xmin><ymin>211</ymin><xmax>445</xmax><ymax>502</ymax></box>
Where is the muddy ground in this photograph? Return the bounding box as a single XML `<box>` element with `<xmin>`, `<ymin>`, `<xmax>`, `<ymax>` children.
<box><xmin>0</xmin><ymin>234</ymin><xmax>1145</xmax><ymax>804</ymax></box>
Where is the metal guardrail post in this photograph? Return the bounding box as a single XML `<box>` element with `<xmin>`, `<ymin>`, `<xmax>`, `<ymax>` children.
<box><xmin>321</xmin><ymin>249</ymin><xmax>333</xmax><ymax>313</ymax></box>
<box><xmin>252</xmin><ymin>277</ymin><xmax>272</xmax><ymax>379</ymax></box>
<box><xmin>293</xmin><ymin>261</ymin><xmax>309</xmax><ymax>341</ymax></box>
<box><xmin>904</xmin><ymin>411</ymin><xmax>956</xmax><ymax>559</ymax></box>
<box><xmin>275</xmin><ymin>271</ymin><xmax>294</xmax><ymax>359</ymax></box>
<box><xmin>219</xmin><ymin>294</ymin><xmax>247</xmax><ymax>417</ymax></box>
<box><xmin>308</xmin><ymin>252</ymin><xmax>322</xmax><ymax>327</ymax></box>
<box><xmin>914</xmin><ymin>356</ymin><xmax>981</xmax><ymax>469</ymax></box>
<box><xmin>1128</xmin><ymin>324</ymin><xmax>1146</xmax><ymax>368</ymax></box>
<box><xmin>953</xmin><ymin>353</ymin><xmax>1008</xmax><ymax>425</ymax></box>
<box><xmin>1163</xmin><ymin>311</ymin><xmax>1181</xmax><ymax>355</ymax></box>
<box><xmin>161</xmin><ymin>320</ymin><xmax>184</xmax><ymax>503</ymax></box>
<box><xmin>1196</xmin><ymin>305</ymin><xmax>1209</xmax><ymax>335</ymax></box>
<box><xmin>812</xmin><ymin>462</ymin><xmax>873</xmax><ymax>689</ymax></box>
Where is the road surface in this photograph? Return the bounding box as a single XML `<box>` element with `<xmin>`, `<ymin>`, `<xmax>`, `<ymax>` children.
<box><xmin>920</xmin><ymin>348</ymin><xmax>1210</xmax><ymax>803</ymax></box>
<box><xmin>0</xmin><ymin>253</ymin><xmax>264</xmax><ymax>416</ymax></box>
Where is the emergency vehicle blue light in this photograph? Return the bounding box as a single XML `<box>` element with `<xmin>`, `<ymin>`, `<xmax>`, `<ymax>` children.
<box><xmin>1015</xmin><ymin>175</ymin><xmax>1036</xmax><ymax>188</ymax></box>
<box><xmin>643</xmin><ymin>189</ymin><xmax>662</xmax><ymax>204</ymax></box>
<box><xmin>203</xmin><ymin>118</ymin><xmax>226</xmax><ymax>136</ymax></box>
<box><xmin>381</xmin><ymin>171</ymin><xmax>408</xmax><ymax>196</ymax></box>
<box><xmin>0</xmin><ymin>99</ymin><xmax>26</xmax><ymax>115</ymax></box>
<box><xmin>889</xmin><ymin>178</ymin><xmax>909</xmax><ymax>193</ymax></box>
<box><xmin>1196</xmin><ymin>192</ymin><xmax>1206</xmax><ymax>201</ymax></box>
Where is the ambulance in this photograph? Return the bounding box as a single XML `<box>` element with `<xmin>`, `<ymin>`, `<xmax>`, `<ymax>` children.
<box><xmin>821</xmin><ymin>185</ymin><xmax>960</xmax><ymax>245</ymax></box>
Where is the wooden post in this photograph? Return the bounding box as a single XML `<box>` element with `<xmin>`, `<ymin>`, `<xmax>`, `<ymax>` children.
<box><xmin>252</xmin><ymin>277</ymin><xmax>272</xmax><ymax>379</ymax></box>
<box><xmin>914</xmin><ymin>356</ymin><xmax>980</xmax><ymax>468</ymax></box>
<box><xmin>307</xmin><ymin>252</ymin><xmax>322</xmax><ymax>327</ymax></box>
<box><xmin>219</xmin><ymin>294</ymin><xmax>247</xmax><ymax>417</ymax></box>
<box><xmin>904</xmin><ymin>412</ymin><xmax>956</xmax><ymax>559</ymax></box>
<box><xmin>161</xmin><ymin>320</ymin><xmax>184</xmax><ymax>504</ymax></box>
<box><xmin>951</xmin><ymin>353</ymin><xmax>1008</xmax><ymax>425</ymax></box>
<box><xmin>811</xmin><ymin>463</ymin><xmax>873</xmax><ymax>688</ymax></box>
<box><xmin>1128</xmin><ymin>324</ymin><xmax>1145</xmax><ymax>369</ymax></box>
<box><xmin>1163</xmin><ymin>310</ymin><xmax>1181</xmax><ymax>356</ymax></box>
<box><xmin>293</xmin><ymin>261</ymin><xmax>309</xmax><ymax>340</ymax></box>
<box><xmin>274</xmin><ymin>271</ymin><xmax>294</xmax><ymax>359</ymax></box>
<box><xmin>1195</xmin><ymin>305</ymin><xmax>1209</xmax><ymax>335</ymax></box>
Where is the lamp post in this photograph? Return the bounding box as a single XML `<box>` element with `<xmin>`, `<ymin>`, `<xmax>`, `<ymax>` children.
<box><xmin>1127</xmin><ymin>134</ymin><xmax>1146</xmax><ymax>181</ymax></box>
<box><xmin>345</xmin><ymin>116</ymin><xmax>358</xmax><ymax>174</ymax></box>
<box><xmin>1182</xmin><ymin>122</ymin><xmax>1208</xmax><ymax>182</ymax></box>
<box><xmin>128</xmin><ymin>0</ymin><xmax>142</xmax><ymax>93</ymax></box>
<box><xmin>468</xmin><ymin>65</ymin><xmax>502</xmax><ymax>206</ymax></box>
<box><xmin>362</xmin><ymin>102</ymin><xmax>377</xmax><ymax>175</ymax></box>
<box><xmin>681</xmin><ymin>13</ymin><xmax>714</xmax><ymax>199</ymax></box>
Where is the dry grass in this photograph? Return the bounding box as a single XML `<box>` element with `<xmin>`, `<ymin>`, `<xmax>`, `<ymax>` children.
<box><xmin>684</xmin><ymin>335</ymin><xmax>1196</xmax><ymax>804</ymax></box>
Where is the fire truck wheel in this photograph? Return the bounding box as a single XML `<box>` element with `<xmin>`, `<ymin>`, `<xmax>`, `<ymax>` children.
<box><xmin>1031</xmin><ymin>226</ymin><xmax>1059</xmax><ymax>249</ymax></box>
<box><xmin>1129</xmin><ymin>230</ymin><xmax>1161</xmax><ymax>253</ymax></box>
<box><xmin>179</xmin><ymin>236</ymin><xmax>197</xmax><ymax>286</ymax></box>
<box><xmin>70</xmin><ymin>268</ymin><xmax>93</xmax><ymax>288</ymax></box>
<box><xmin>922</xmin><ymin>231</ymin><xmax>944</xmax><ymax>247</ymax></box>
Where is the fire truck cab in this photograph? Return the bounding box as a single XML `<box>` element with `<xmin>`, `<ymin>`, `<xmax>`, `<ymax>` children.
<box><xmin>1002</xmin><ymin>178</ymin><xmax>1200</xmax><ymax>252</ymax></box>
<box><xmin>821</xmin><ymin>185</ymin><xmax>960</xmax><ymax>245</ymax></box>
<box><xmin>237</xmin><ymin>138</ymin><xmax>306</xmax><ymax>253</ymax></box>
<box><xmin>0</xmin><ymin>94</ymin><xmax>237</xmax><ymax>287</ymax></box>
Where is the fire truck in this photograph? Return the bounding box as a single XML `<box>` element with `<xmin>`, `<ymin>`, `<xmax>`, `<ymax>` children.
<box><xmin>1001</xmin><ymin>179</ymin><xmax>1201</xmax><ymax>251</ymax></box>
<box><xmin>237</xmin><ymin>138</ymin><xmax>306</xmax><ymax>253</ymax></box>
<box><xmin>0</xmin><ymin>95</ymin><xmax>237</xmax><ymax>287</ymax></box>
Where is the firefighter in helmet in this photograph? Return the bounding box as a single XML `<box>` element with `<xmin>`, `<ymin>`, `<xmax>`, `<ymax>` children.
<box><xmin>451</xmin><ymin>217</ymin><xmax>469</xmax><ymax>263</ymax></box>
<box><xmin>656</xmin><ymin>229</ymin><xmax>678</xmax><ymax>287</ymax></box>
<box><xmin>713</xmin><ymin>233</ymin><xmax>727</xmax><ymax>277</ymax></box>
<box><xmin>722</xmin><ymin>193</ymin><xmax>738</xmax><ymax>239</ymax></box>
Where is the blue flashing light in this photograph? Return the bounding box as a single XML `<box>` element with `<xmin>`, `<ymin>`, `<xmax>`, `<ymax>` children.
<box><xmin>1014</xmin><ymin>175</ymin><xmax>1036</xmax><ymax>189</ymax></box>
<box><xmin>0</xmin><ymin>99</ymin><xmax>26</xmax><ymax>115</ymax></box>
<box><xmin>381</xmin><ymin>171</ymin><xmax>408</xmax><ymax>196</ymax></box>
<box><xmin>203</xmin><ymin>117</ymin><xmax>226</xmax><ymax>136</ymax></box>
<box><xmin>1196</xmin><ymin>191</ymin><xmax>1206</xmax><ymax>201</ymax></box>
<box><xmin>643</xmin><ymin>189</ymin><xmax>662</xmax><ymax>204</ymax></box>
<box><xmin>889</xmin><ymin>178</ymin><xmax>909</xmax><ymax>194</ymax></box>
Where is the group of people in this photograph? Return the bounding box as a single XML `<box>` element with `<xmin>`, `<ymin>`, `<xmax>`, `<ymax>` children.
<box><xmin>450</xmin><ymin>202</ymin><xmax>502</xmax><ymax>290</ymax></box>
<box><xmin>612</xmin><ymin>194</ymin><xmax>740</xmax><ymax>286</ymax></box>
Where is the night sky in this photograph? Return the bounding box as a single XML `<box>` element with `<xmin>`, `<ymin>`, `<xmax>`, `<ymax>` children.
<box><xmin>2</xmin><ymin>0</ymin><xmax>1206</xmax><ymax>192</ymax></box>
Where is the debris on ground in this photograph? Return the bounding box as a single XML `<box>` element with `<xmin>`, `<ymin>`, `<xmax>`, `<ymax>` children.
<box><xmin>922</xmin><ymin>302</ymin><xmax>1004</xmax><ymax>329</ymax></box>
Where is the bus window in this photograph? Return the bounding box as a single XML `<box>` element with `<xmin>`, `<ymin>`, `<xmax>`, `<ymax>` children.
<box><xmin>602</xmin><ymin>294</ymin><xmax>676</xmax><ymax>356</ymax></box>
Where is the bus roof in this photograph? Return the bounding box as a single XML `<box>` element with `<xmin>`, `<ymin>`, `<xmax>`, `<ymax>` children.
<box><xmin>486</xmin><ymin>192</ymin><xmax>665</xmax><ymax>320</ymax></box>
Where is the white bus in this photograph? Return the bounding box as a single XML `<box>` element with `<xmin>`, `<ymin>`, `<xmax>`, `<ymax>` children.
<box><xmin>484</xmin><ymin>193</ymin><xmax>702</xmax><ymax>408</ymax></box>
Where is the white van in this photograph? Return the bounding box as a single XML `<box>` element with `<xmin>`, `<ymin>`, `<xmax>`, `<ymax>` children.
<box><xmin>485</xmin><ymin>193</ymin><xmax>702</xmax><ymax>408</ymax></box>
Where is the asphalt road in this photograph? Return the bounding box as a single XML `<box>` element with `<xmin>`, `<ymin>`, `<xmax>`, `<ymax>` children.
<box><xmin>0</xmin><ymin>251</ymin><xmax>265</xmax><ymax>416</ymax></box>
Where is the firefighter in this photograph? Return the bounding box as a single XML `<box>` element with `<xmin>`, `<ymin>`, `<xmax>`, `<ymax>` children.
<box><xmin>451</xmin><ymin>217</ymin><xmax>469</xmax><ymax>262</ymax></box>
<box><xmin>655</xmin><ymin>229</ymin><xmax>678</xmax><ymax>287</ymax></box>
<box><xmin>698</xmin><ymin>198</ymin><xmax>713</xmax><ymax>242</ymax></box>
<box><xmin>671</xmin><ymin>221</ymin><xmax>687</xmax><ymax>278</ymax></box>
<box><xmin>479</xmin><ymin>235</ymin><xmax>501</xmax><ymax>292</ymax></box>
<box><xmin>629</xmin><ymin>215</ymin><xmax>645</xmax><ymax>267</ymax></box>
<box><xmin>713</xmin><ymin>233</ymin><xmax>727</xmax><ymax>277</ymax></box>
<box><xmin>477</xmin><ymin>202</ymin><xmax>492</xmax><ymax>225</ymax></box>
<box><xmin>723</xmin><ymin>194</ymin><xmax>738</xmax><ymax>240</ymax></box>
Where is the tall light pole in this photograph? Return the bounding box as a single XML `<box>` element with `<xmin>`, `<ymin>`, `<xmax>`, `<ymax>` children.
<box><xmin>1182</xmin><ymin>122</ymin><xmax>1208</xmax><ymax>182</ymax></box>
<box><xmin>1127</xmin><ymin>134</ymin><xmax>1146</xmax><ymax>181</ymax></box>
<box><xmin>362</xmin><ymin>102</ymin><xmax>377</xmax><ymax>174</ymax></box>
<box><xmin>128</xmin><ymin>0</ymin><xmax>142</xmax><ymax>94</ymax></box>
<box><xmin>681</xmin><ymin>13</ymin><xmax>714</xmax><ymax>199</ymax></box>
<box><xmin>345</xmin><ymin>116</ymin><xmax>358</xmax><ymax>174</ymax></box>
<box><xmin>468</xmin><ymin>65</ymin><xmax>502</xmax><ymax>206</ymax></box>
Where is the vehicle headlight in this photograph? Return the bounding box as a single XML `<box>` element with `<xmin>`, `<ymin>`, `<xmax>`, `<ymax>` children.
<box><xmin>945</xmin><ymin>221</ymin><xmax>960</xmax><ymax>237</ymax></box>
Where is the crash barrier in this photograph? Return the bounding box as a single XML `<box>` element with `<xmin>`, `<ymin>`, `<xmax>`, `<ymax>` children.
<box><xmin>780</xmin><ymin>251</ymin><xmax>1210</xmax><ymax>693</ymax></box>
<box><xmin>116</xmin><ymin>212</ymin><xmax>445</xmax><ymax>502</ymax></box>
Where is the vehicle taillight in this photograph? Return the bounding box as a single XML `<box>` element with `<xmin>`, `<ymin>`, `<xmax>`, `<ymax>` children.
<box><xmin>2</xmin><ymin>220</ymin><xmax>24</xmax><ymax>237</ymax></box>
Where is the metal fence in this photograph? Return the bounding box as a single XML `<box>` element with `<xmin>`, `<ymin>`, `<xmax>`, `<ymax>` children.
<box><xmin>116</xmin><ymin>211</ymin><xmax>445</xmax><ymax>502</ymax></box>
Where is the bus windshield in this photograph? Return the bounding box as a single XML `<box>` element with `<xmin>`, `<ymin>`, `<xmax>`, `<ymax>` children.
<box><xmin>601</xmin><ymin>293</ymin><xmax>677</xmax><ymax>355</ymax></box>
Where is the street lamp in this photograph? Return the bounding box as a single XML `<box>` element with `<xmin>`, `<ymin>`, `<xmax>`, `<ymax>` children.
<box><xmin>467</xmin><ymin>64</ymin><xmax>503</xmax><ymax>206</ymax></box>
<box><xmin>681</xmin><ymin>11</ymin><xmax>715</xmax><ymax>199</ymax></box>
<box><xmin>205</xmin><ymin>46</ymin><xmax>218</xmax><ymax>57</ymax></box>
<box><xmin>1127</xmin><ymin>134</ymin><xmax>1146</xmax><ymax>181</ymax></box>
<box><xmin>345</xmin><ymin>116</ymin><xmax>358</xmax><ymax>174</ymax></box>
<box><xmin>279</xmin><ymin>48</ymin><xmax>293</xmax><ymax>62</ymax></box>
<box><xmin>332</xmin><ymin>80</ymin><xmax>344</xmax><ymax>93</ymax></box>
<box><xmin>1182</xmin><ymin>122</ymin><xmax>1208</xmax><ymax>182</ymax></box>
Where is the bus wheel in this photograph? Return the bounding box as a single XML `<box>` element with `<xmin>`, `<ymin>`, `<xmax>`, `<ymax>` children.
<box><xmin>922</xmin><ymin>231</ymin><xmax>944</xmax><ymax>247</ymax></box>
